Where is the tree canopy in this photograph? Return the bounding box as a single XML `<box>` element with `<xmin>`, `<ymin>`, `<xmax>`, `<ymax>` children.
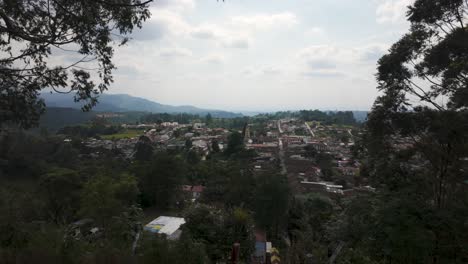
<box><xmin>348</xmin><ymin>1</ymin><xmax>468</xmax><ymax>262</ymax></box>
<box><xmin>0</xmin><ymin>0</ymin><xmax>151</xmax><ymax>128</ymax></box>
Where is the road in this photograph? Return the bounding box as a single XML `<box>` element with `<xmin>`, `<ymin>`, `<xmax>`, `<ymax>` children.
<box><xmin>277</xmin><ymin>120</ymin><xmax>287</xmax><ymax>175</ymax></box>
<box><xmin>278</xmin><ymin>138</ymin><xmax>287</xmax><ymax>175</ymax></box>
<box><xmin>277</xmin><ymin>120</ymin><xmax>283</xmax><ymax>134</ymax></box>
<box><xmin>304</xmin><ymin>122</ymin><xmax>315</xmax><ymax>137</ymax></box>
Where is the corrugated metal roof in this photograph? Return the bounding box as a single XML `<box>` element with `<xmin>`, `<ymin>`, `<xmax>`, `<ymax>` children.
<box><xmin>144</xmin><ymin>216</ymin><xmax>185</xmax><ymax>236</ymax></box>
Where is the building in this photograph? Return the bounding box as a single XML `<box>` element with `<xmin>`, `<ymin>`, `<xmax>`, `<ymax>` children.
<box><xmin>182</xmin><ymin>185</ymin><xmax>205</xmax><ymax>201</ymax></box>
<box><xmin>144</xmin><ymin>216</ymin><xmax>186</xmax><ymax>240</ymax></box>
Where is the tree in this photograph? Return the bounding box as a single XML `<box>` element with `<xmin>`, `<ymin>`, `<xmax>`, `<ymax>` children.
<box><xmin>80</xmin><ymin>173</ymin><xmax>139</xmax><ymax>227</ymax></box>
<box><xmin>316</xmin><ymin>152</ymin><xmax>334</xmax><ymax>181</ymax></box>
<box><xmin>303</xmin><ymin>144</ymin><xmax>317</xmax><ymax>158</ymax></box>
<box><xmin>0</xmin><ymin>0</ymin><xmax>151</xmax><ymax>128</ymax></box>
<box><xmin>139</xmin><ymin>234</ymin><xmax>209</xmax><ymax>264</ymax></box>
<box><xmin>39</xmin><ymin>167</ymin><xmax>82</xmax><ymax>224</ymax></box>
<box><xmin>211</xmin><ymin>139</ymin><xmax>220</xmax><ymax>153</ymax></box>
<box><xmin>352</xmin><ymin>1</ymin><xmax>468</xmax><ymax>262</ymax></box>
<box><xmin>183</xmin><ymin>205</ymin><xmax>227</xmax><ymax>262</ymax></box>
<box><xmin>186</xmin><ymin>149</ymin><xmax>201</xmax><ymax>165</ymax></box>
<box><xmin>224</xmin><ymin>131</ymin><xmax>244</xmax><ymax>155</ymax></box>
<box><xmin>224</xmin><ymin>208</ymin><xmax>255</xmax><ymax>261</ymax></box>
<box><xmin>205</xmin><ymin>113</ymin><xmax>213</xmax><ymax>125</ymax></box>
<box><xmin>287</xmin><ymin>195</ymin><xmax>334</xmax><ymax>264</ymax></box>
<box><xmin>134</xmin><ymin>135</ymin><xmax>153</xmax><ymax>161</ymax></box>
<box><xmin>185</xmin><ymin>138</ymin><xmax>193</xmax><ymax>149</ymax></box>
<box><xmin>254</xmin><ymin>172</ymin><xmax>289</xmax><ymax>239</ymax></box>
<box><xmin>137</xmin><ymin>153</ymin><xmax>185</xmax><ymax>209</ymax></box>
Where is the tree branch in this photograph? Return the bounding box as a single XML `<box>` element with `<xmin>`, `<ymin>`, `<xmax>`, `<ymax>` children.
<box><xmin>96</xmin><ymin>0</ymin><xmax>153</xmax><ymax>7</ymax></box>
<box><xmin>405</xmin><ymin>79</ymin><xmax>444</xmax><ymax>111</ymax></box>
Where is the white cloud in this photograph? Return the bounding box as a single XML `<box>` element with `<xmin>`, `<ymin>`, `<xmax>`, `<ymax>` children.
<box><xmin>307</xmin><ymin>59</ymin><xmax>336</xmax><ymax>70</ymax></box>
<box><xmin>152</xmin><ymin>0</ymin><xmax>195</xmax><ymax>13</ymax></box>
<box><xmin>107</xmin><ymin>1</ymin><xmax>404</xmax><ymax>111</ymax></box>
<box><xmin>298</xmin><ymin>45</ymin><xmax>348</xmax><ymax>63</ymax></box>
<box><xmin>230</xmin><ymin>12</ymin><xmax>298</xmax><ymax>30</ymax></box>
<box><xmin>376</xmin><ymin>0</ymin><xmax>414</xmax><ymax>24</ymax></box>
<box><xmin>159</xmin><ymin>47</ymin><xmax>193</xmax><ymax>58</ymax></box>
<box><xmin>191</xmin><ymin>26</ymin><xmax>218</xmax><ymax>39</ymax></box>
<box><xmin>357</xmin><ymin>43</ymin><xmax>388</xmax><ymax>62</ymax></box>
<box><xmin>302</xmin><ymin>69</ymin><xmax>345</xmax><ymax>78</ymax></box>
<box><xmin>200</xmin><ymin>54</ymin><xmax>225</xmax><ymax>64</ymax></box>
<box><xmin>297</xmin><ymin>43</ymin><xmax>389</xmax><ymax>79</ymax></box>
<box><xmin>305</xmin><ymin>27</ymin><xmax>325</xmax><ymax>36</ymax></box>
<box><xmin>298</xmin><ymin>44</ymin><xmax>388</xmax><ymax>66</ymax></box>
<box><xmin>190</xmin><ymin>12</ymin><xmax>299</xmax><ymax>48</ymax></box>
<box><xmin>262</xmin><ymin>66</ymin><xmax>282</xmax><ymax>75</ymax></box>
<box><xmin>131</xmin><ymin>9</ymin><xmax>191</xmax><ymax>41</ymax></box>
<box><xmin>222</xmin><ymin>37</ymin><xmax>250</xmax><ymax>49</ymax></box>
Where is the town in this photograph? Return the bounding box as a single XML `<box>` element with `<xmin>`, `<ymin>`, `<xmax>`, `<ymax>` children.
<box><xmin>2</xmin><ymin>0</ymin><xmax>467</xmax><ymax>263</ymax></box>
<box><xmin>54</xmin><ymin>110</ymin><xmax>371</xmax><ymax>263</ymax></box>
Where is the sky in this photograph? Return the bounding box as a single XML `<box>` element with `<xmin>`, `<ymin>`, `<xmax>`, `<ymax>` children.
<box><xmin>107</xmin><ymin>0</ymin><xmax>414</xmax><ymax>112</ymax></box>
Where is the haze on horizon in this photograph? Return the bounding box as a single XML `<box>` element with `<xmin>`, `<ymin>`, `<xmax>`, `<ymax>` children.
<box><xmin>104</xmin><ymin>0</ymin><xmax>413</xmax><ymax>112</ymax></box>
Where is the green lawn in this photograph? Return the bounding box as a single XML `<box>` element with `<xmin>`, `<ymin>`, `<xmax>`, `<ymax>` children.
<box><xmin>101</xmin><ymin>129</ymin><xmax>142</xmax><ymax>140</ymax></box>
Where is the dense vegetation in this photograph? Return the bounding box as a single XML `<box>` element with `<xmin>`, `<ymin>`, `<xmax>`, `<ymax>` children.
<box><xmin>336</xmin><ymin>0</ymin><xmax>468</xmax><ymax>262</ymax></box>
<box><xmin>0</xmin><ymin>127</ymin><xmax>290</xmax><ymax>263</ymax></box>
<box><xmin>1</xmin><ymin>0</ymin><xmax>467</xmax><ymax>263</ymax></box>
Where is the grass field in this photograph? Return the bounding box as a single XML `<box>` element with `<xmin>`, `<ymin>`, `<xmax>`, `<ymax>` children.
<box><xmin>101</xmin><ymin>129</ymin><xmax>142</xmax><ymax>140</ymax></box>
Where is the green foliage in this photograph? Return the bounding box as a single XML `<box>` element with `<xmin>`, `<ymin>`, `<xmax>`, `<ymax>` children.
<box><xmin>38</xmin><ymin>107</ymin><xmax>96</xmax><ymax>132</ymax></box>
<box><xmin>224</xmin><ymin>208</ymin><xmax>255</xmax><ymax>260</ymax></box>
<box><xmin>286</xmin><ymin>194</ymin><xmax>335</xmax><ymax>263</ymax></box>
<box><xmin>57</xmin><ymin>122</ymin><xmax>124</xmax><ymax>139</ymax></box>
<box><xmin>134</xmin><ymin>135</ymin><xmax>154</xmax><ymax>162</ymax></box>
<box><xmin>205</xmin><ymin>113</ymin><xmax>213</xmax><ymax>125</ymax></box>
<box><xmin>101</xmin><ymin>129</ymin><xmax>142</xmax><ymax>140</ymax></box>
<box><xmin>224</xmin><ymin>131</ymin><xmax>244</xmax><ymax>156</ymax></box>
<box><xmin>183</xmin><ymin>205</ymin><xmax>227</xmax><ymax>262</ymax></box>
<box><xmin>0</xmin><ymin>0</ymin><xmax>151</xmax><ymax>128</ymax></box>
<box><xmin>298</xmin><ymin>110</ymin><xmax>356</xmax><ymax>125</ymax></box>
<box><xmin>39</xmin><ymin>168</ymin><xmax>82</xmax><ymax>224</ymax></box>
<box><xmin>136</xmin><ymin>152</ymin><xmax>185</xmax><ymax>209</ymax></box>
<box><xmin>254</xmin><ymin>173</ymin><xmax>289</xmax><ymax>239</ymax></box>
<box><xmin>211</xmin><ymin>139</ymin><xmax>221</xmax><ymax>153</ymax></box>
<box><xmin>80</xmin><ymin>173</ymin><xmax>139</xmax><ymax>227</ymax></box>
<box><xmin>139</xmin><ymin>234</ymin><xmax>209</xmax><ymax>264</ymax></box>
<box><xmin>183</xmin><ymin>205</ymin><xmax>254</xmax><ymax>263</ymax></box>
<box><xmin>316</xmin><ymin>152</ymin><xmax>335</xmax><ymax>180</ymax></box>
<box><xmin>199</xmin><ymin>160</ymin><xmax>256</xmax><ymax>208</ymax></box>
<box><xmin>352</xmin><ymin>1</ymin><xmax>468</xmax><ymax>262</ymax></box>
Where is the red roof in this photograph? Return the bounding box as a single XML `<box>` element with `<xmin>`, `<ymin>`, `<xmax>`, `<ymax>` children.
<box><xmin>192</xmin><ymin>185</ymin><xmax>205</xmax><ymax>193</ymax></box>
<box><xmin>182</xmin><ymin>185</ymin><xmax>205</xmax><ymax>193</ymax></box>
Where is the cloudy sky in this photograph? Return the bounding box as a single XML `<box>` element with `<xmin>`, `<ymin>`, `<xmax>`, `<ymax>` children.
<box><xmin>108</xmin><ymin>0</ymin><xmax>413</xmax><ymax>112</ymax></box>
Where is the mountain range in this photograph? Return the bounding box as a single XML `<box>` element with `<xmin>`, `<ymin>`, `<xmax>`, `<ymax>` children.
<box><xmin>41</xmin><ymin>93</ymin><xmax>243</xmax><ymax>118</ymax></box>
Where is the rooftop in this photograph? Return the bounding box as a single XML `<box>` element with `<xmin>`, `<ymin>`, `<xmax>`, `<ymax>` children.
<box><xmin>144</xmin><ymin>216</ymin><xmax>186</xmax><ymax>239</ymax></box>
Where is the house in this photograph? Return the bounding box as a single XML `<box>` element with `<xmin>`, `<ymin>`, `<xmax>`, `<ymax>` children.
<box><xmin>144</xmin><ymin>216</ymin><xmax>186</xmax><ymax>240</ymax></box>
<box><xmin>182</xmin><ymin>185</ymin><xmax>205</xmax><ymax>201</ymax></box>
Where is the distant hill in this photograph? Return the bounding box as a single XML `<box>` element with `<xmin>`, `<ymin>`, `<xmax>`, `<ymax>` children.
<box><xmin>41</xmin><ymin>93</ymin><xmax>243</xmax><ymax>118</ymax></box>
<box><xmin>38</xmin><ymin>107</ymin><xmax>96</xmax><ymax>131</ymax></box>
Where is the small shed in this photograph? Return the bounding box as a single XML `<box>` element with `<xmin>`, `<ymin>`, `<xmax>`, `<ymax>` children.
<box><xmin>144</xmin><ymin>216</ymin><xmax>186</xmax><ymax>240</ymax></box>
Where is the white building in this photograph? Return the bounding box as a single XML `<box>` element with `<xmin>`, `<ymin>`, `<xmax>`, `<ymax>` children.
<box><xmin>144</xmin><ymin>216</ymin><xmax>186</xmax><ymax>240</ymax></box>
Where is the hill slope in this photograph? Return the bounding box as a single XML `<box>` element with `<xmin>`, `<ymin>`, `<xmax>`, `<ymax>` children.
<box><xmin>41</xmin><ymin>93</ymin><xmax>242</xmax><ymax>118</ymax></box>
